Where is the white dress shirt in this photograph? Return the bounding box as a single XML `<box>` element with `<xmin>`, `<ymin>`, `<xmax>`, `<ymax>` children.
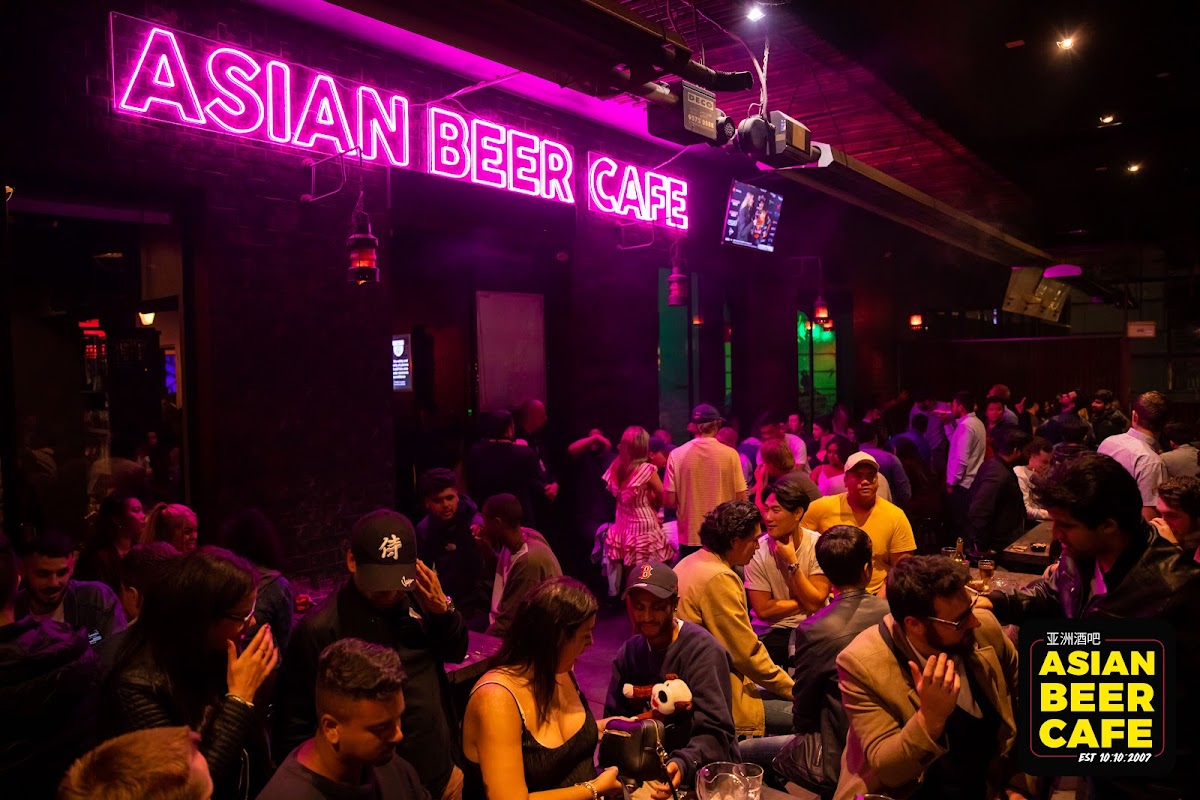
<box><xmin>946</xmin><ymin>414</ymin><xmax>987</xmax><ymax>489</ymax></box>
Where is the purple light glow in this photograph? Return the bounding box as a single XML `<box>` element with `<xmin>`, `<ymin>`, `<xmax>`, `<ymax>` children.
<box><xmin>426</xmin><ymin>106</ymin><xmax>575</xmax><ymax>203</ymax></box>
<box><xmin>111</xmin><ymin>13</ymin><xmax>411</xmax><ymax>167</ymax></box>
<box><xmin>109</xmin><ymin>13</ymin><xmax>688</xmax><ymax>224</ymax></box>
<box><xmin>244</xmin><ymin>0</ymin><xmax>687</xmax><ymax>151</ymax></box>
<box><xmin>587</xmin><ymin>153</ymin><xmax>688</xmax><ymax>229</ymax></box>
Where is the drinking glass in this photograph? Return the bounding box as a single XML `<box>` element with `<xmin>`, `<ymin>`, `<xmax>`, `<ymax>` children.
<box><xmin>978</xmin><ymin>558</ymin><xmax>995</xmax><ymax>591</ymax></box>
<box><xmin>940</xmin><ymin>546</ymin><xmax>967</xmax><ymax>567</ymax></box>
<box><xmin>696</xmin><ymin>761</ymin><xmax>763</xmax><ymax>800</ymax></box>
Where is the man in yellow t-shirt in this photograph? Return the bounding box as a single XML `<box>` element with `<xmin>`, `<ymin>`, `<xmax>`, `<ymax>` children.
<box><xmin>800</xmin><ymin>452</ymin><xmax>915</xmax><ymax>593</ymax></box>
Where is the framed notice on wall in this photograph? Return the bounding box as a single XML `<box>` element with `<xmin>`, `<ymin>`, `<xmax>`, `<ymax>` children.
<box><xmin>476</xmin><ymin>291</ymin><xmax>546</xmax><ymax>411</ymax></box>
<box><xmin>392</xmin><ymin>334</ymin><xmax>412</xmax><ymax>391</ymax></box>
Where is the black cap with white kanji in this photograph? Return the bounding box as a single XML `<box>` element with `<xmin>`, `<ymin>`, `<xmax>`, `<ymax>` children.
<box><xmin>349</xmin><ymin>509</ymin><xmax>419</xmax><ymax>592</ymax></box>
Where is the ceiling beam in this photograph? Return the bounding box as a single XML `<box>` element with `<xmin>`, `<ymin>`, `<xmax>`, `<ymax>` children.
<box><xmin>773</xmin><ymin>145</ymin><xmax>1052</xmax><ymax>267</ymax></box>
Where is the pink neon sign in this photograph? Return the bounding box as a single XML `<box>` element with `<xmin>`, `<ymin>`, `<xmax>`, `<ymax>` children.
<box><xmin>586</xmin><ymin>153</ymin><xmax>688</xmax><ymax>230</ymax></box>
<box><xmin>109</xmin><ymin>14</ymin><xmax>689</xmax><ymax>228</ymax></box>
<box><xmin>426</xmin><ymin>107</ymin><xmax>575</xmax><ymax>204</ymax></box>
<box><xmin>110</xmin><ymin>13</ymin><xmax>410</xmax><ymax>166</ymax></box>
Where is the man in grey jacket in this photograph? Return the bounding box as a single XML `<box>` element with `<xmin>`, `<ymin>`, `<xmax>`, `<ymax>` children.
<box><xmin>481</xmin><ymin>493</ymin><xmax>561</xmax><ymax>637</ymax></box>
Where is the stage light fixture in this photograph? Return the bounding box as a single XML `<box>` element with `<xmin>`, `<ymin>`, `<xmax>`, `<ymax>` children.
<box><xmin>1127</xmin><ymin>163</ymin><xmax>1141</xmax><ymax>173</ymax></box>
<box><xmin>734</xmin><ymin>110</ymin><xmax>813</xmax><ymax>166</ymax></box>
<box><xmin>1056</xmin><ymin>36</ymin><xmax>1075</xmax><ymax>50</ymax></box>
<box><xmin>747</xmin><ymin>5</ymin><xmax>765</xmax><ymax>21</ymax></box>
<box><xmin>1100</xmin><ymin>114</ymin><xmax>1115</xmax><ymax>124</ymax></box>
<box><xmin>909</xmin><ymin>314</ymin><xmax>924</xmax><ymax>330</ymax></box>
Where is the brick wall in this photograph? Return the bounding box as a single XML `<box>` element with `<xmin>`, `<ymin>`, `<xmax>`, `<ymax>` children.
<box><xmin>2</xmin><ymin>0</ymin><xmax>684</xmax><ymax>579</ymax></box>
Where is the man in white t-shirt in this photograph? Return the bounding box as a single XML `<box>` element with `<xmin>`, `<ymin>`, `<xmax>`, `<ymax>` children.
<box><xmin>745</xmin><ymin>476</ymin><xmax>831</xmax><ymax>665</ymax></box>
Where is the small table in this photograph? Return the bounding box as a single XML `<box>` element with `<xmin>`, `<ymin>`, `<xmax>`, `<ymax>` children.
<box><xmin>445</xmin><ymin>629</ymin><xmax>503</xmax><ymax>719</ymax></box>
<box><xmin>998</xmin><ymin>522</ymin><xmax>1054</xmax><ymax>572</ymax></box>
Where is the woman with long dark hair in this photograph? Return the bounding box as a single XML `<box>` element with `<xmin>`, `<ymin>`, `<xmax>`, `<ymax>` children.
<box><xmin>462</xmin><ymin>577</ymin><xmax>621</xmax><ymax>799</ymax></box>
<box><xmin>103</xmin><ymin>546</ymin><xmax>278</xmax><ymax>799</ymax></box>
<box><xmin>76</xmin><ymin>494</ymin><xmax>145</xmax><ymax>592</ymax></box>
<box><xmin>215</xmin><ymin>508</ymin><xmax>295</xmax><ymax>652</ymax></box>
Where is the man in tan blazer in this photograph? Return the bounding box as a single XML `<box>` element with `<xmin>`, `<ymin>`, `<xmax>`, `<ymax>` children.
<box><xmin>834</xmin><ymin>556</ymin><xmax>1034</xmax><ymax>800</ymax></box>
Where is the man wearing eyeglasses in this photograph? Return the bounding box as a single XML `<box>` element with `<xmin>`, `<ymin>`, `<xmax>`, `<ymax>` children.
<box><xmin>980</xmin><ymin>452</ymin><xmax>1200</xmax><ymax>800</ymax></box>
<box><xmin>832</xmin><ymin>556</ymin><xmax>1033</xmax><ymax>800</ymax></box>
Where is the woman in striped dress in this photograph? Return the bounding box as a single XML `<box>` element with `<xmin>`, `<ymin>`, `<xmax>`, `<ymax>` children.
<box><xmin>603</xmin><ymin>426</ymin><xmax>675</xmax><ymax>586</ymax></box>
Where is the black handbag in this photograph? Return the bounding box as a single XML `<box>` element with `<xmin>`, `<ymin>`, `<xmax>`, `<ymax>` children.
<box><xmin>773</xmin><ymin>730</ymin><xmax>836</xmax><ymax>796</ymax></box>
<box><xmin>597</xmin><ymin>718</ymin><xmax>682</xmax><ymax>800</ymax></box>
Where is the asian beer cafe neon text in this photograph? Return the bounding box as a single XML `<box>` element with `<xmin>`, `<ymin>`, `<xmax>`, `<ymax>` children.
<box><xmin>109</xmin><ymin>13</ymin><xmax>689</xmax><ymax>229</ymax></box>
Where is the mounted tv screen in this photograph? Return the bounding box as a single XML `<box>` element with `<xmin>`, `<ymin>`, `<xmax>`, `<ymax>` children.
<box><xmin>723</xmin><ymin>180</ymin><xmax>784</xmax><ymax>253</ymax></box>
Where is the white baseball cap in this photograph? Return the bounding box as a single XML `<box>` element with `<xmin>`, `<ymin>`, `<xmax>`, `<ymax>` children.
<box><xmin>843</xmin><ymin>452</ymin><xmax>879</xmax><ymax>473</ymax></box>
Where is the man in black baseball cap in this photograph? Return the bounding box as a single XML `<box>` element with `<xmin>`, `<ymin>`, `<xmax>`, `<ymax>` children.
<box><xmin>624</xmin><ymin>561</ymin><xmax>679</xmax><ymax>600</ymax></box>
<box><xmin>348</xmin><ymin>509</ymin><xmax>420</xmax><ymax>593</ymax></box>
<box><xmin>691</xmin><ymin>403</ymin><xmax>723</xmax><ymax>428</ymax></box>
<box><xmin>606</xmin><ymin>561</ymin><xmax>740</xmax><ymax>793</ymax></box>
<box><xmin>278</xmin><ymin>509</ymin><xmax>469</xmax><ymax>799</ymax></box>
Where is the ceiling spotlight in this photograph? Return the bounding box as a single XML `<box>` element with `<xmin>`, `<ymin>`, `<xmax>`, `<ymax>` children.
<box><xmin>1127</xmin><ymin>163</ymin><xmax>1142</xmax><ymax>173</ymax></box>
<box><xmin>1099</xmin><ymin>114</ymin><xmax>1115</xmax><ymax>124</ymax></box>
<box><xmin>746</xmin><ymin>5</ymin><xmax>765</xmax><ymax>21</ymax></box>
<box><xmin>1056</xmin><ymin>36</ymin><xmax>1075</xmax><ymax>50</ymax></box>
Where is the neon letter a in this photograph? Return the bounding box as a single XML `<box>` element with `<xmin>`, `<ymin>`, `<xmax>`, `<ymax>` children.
<box><xmin>118</xmin><ymin>28</ymin><xmax>205</xmax><ymax>124</ymax></box>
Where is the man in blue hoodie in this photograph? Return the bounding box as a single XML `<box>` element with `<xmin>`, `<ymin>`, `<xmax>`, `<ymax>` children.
<box><xmin>605</xmin><ymin>562</ymin><xmax>739</xmax><ymax>798</ymax></box>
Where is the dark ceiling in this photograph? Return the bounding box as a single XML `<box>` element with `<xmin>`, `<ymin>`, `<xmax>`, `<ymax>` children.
<box><xmin>792</xmin><ymin>0</ymin><xmax>1200</xmax><ymax>256</ymax></box>
<box><xmin>621</xmin><ymin>0</ymin><xmax>1199</xmax><ymax>264</ymax></box>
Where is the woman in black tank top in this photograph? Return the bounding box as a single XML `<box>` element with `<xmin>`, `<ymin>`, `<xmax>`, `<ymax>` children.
<box><xmin>461</xmin><ymin>578</ymin><xmax>623</xmax><ymax>799</ymax></box>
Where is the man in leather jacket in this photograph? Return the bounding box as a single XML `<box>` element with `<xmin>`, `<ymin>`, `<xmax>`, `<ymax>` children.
<box><xmin>981</xmin><ymin>452</ymin><xmax>1200</xmax><ymax>800</ymax></box>
<box><xmin>277</xmin><ymin>510</ymin><xmax>469</xmax><ymax>800</ymax></box>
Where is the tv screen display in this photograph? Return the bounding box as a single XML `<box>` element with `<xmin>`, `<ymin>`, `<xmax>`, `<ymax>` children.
<box><xmin>723</xmin><ymin>180</ymin><xmax>784</xmax><ymax>253</ymax></box>
<box><xmin>391</xmin><ymin>334</ymin><xmax>412</xmax><ymax>392</ymax></box>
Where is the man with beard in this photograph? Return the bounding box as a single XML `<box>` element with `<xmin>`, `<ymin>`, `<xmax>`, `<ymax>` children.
<box><xmin>414</xmin><ymin>469</ymin><xmax>492</xmax><ymax>630</ymax></box>
<box><xmin>834</xmin><ymin>556</ymin><xmax>1032</xmax><ymax>800</ymax></box>
<box><xmin>259</xmin><ymin>638</ymin><xmax>428</xmax><ymax>799</ymax></box>
<box><xmin>1154</xmin><ymin>475</ymin><xmax>1200</xmax><ymax>561</ymax></box>
<box><xmin>278</xmin><ymin>510</ymin><xmax>468</xmax><ymax>799</ymax></box>
<box><xmin>605</xmin><ymin>563</ymin><xmax>739</xmax><ymax>798</ymax></box>
<box><xmin>15</xmin><ymin>530</ymin><xmax>125</xmax><ymax>645</ymax></box>
<box><xmin>981</xmin><ymin>453</ymin><xmax>1200</xmax><ymax>799</ymax></box>
<box><xmin>0</xmin><ymin>531</ymin><xmax>102</xmax><ymax>799</ymax></box>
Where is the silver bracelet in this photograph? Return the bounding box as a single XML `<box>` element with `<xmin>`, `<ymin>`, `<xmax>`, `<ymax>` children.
<box><xmin>578</xmin><ymin>780</ymin><xmax>598</xmax><ymax>800</ymax></box>
<box><xmin>225</xmin><ymin>692</ymin><xmax>255</xmax><ymax>709</ymax></box>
